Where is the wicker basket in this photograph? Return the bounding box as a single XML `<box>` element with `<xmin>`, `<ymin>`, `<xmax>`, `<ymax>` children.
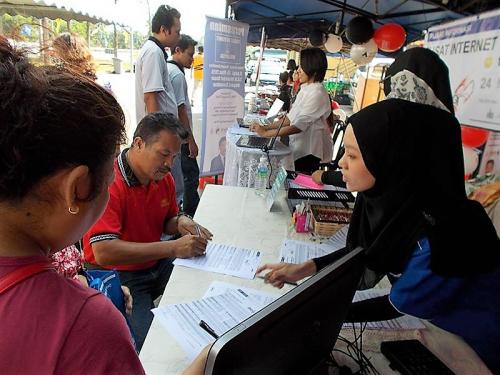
<box><xmin>310</xmin><ymin>205</ymin><xmax>352</xmax><ymax>236</ymax></box>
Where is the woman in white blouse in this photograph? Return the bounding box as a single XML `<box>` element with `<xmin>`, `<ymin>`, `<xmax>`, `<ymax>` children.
<box><xmin>250</xmin><ymin>48</ymin><xmax>333</xmax><ymax>173</ymax></box>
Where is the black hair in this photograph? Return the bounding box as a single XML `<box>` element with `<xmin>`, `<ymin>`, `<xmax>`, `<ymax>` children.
<box><xmin>279</xmin><ymin>71</ymin><xmax>289</xmax><ymax>84</ymax></box>
<box><xmin>198</xmin><ymin>46</ymin><xmax>204</xmax><ymax>53</ymax></box>
<box><xmin>287</xmin><ymin>59</ymin><xmax>297</xmax><ymax>71</ymax></box>
<box><xmin>173</xmin><ymin>34</ymin><xmax>197</xmax><ymax>53</ymax></box>
<box><xmin>133</xmin><ymin>112</ymin><xmax>189</xmax><ymax>145</ymax></box>
<box><xmin>300</xmin><ymin>47</ymin><xmax>328</xmax><ymax>82</ymax></box>
<box><xmin>0</xmin><ymin>37</ymin><xmax>126</xmax><ymax>202</ymax></box>
<box><xmin>486</xmin><ymin>159</ymin><xmax>494</xmax><ymax>165</ymax></box>
<box><xmin>152</xmin><ymin>4</ymin><xmax>181</xmax><ymax>33</ymax></box>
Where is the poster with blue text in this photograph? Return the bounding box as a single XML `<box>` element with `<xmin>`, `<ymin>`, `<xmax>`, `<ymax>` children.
<box><xmin>200</xmin><ymin>16</ymin><xmax>249</xmax><ymax>176</ymax></box>
<box><xmin>425</xmin><ymin>9</ymin><xmax>500</xmax><ymax>132</ymax></box>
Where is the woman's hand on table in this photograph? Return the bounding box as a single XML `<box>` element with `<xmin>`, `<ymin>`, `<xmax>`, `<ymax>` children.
<box><xmin>249</xmin><ymin>122</ymin><xmax>267</xmax><ymax>137</ymax></box>
<box><xmin>256</xmin><ymin>260</ymin><xmax>317</xmax><ymax>289</ymax></box>
<box><xmin>311</xmin><ymin>170</ymin><xmax>325</xmax><ymax>184</ymax></box>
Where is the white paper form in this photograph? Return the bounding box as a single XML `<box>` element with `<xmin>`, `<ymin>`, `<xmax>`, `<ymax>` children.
<box><xmin>203</xmin><ymin>280</ymin><xmax>279</xmax><ymax>307</ymax></box>
<box><xmin>152</xmin><ymin>283</ymin><xmax>277</xmax><ymax>360</ymax></box>
<box><xmin>343</xmin><ymin>288</ymin><xmax>425</xmax><ymax>330</ymax></box>
<box><xmin>173</xmin><ymin>242</ymin><xmax>262</xmax><ymax>279</ymax></box>
<box><xmin>279</xmin><ymin>226</ymin><xmax>349</xmax><ymax>264</ymax></box>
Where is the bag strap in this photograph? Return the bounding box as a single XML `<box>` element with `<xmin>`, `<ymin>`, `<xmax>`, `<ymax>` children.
<box><xmin>0</xmin><ymin>262</ymin><xmax>54</xmax><ymax>295</ymax></box>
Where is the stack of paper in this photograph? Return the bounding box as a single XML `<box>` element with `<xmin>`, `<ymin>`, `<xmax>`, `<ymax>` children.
<box><xmin>153</xmin><ymin>281</ymin><xmax>278</xmax><ymax>360</ymax></box>
<box><xmin>279</xmin><ymin>225</ymin><xmax>349</xmax><ymax>264</ymax></box>
<box><xmin>173</xmin><ymin>242</ymin><xmax>262</xmax><ymax>279</ymax></box>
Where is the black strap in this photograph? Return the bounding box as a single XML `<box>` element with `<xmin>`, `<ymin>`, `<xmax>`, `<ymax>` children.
<box><xmin>148</xmin><ymin>36</ymin><xmax>169</xmax><ymax>62</ymax></box>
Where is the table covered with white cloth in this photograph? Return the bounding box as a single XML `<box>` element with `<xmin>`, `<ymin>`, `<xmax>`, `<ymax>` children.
<box><xmin>223</xmin><ymin>127</ymin><xmax>294</xmax><ymax>187</ymax></box>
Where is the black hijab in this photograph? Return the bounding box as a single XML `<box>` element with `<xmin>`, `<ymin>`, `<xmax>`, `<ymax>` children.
<box><xmin>383</xmin><ymin>47</ymin><xmax>455</xmax><ymax>114</ymax></box>
<box><xmin>346</xmin><ymin>99</ymin><xmax>499</xmax><ymax>278</ymax></box>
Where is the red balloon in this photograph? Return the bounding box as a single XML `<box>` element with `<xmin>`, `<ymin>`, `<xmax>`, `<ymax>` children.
<box><xmin>331</xmin><ymin>100</ymin><xmax>340</xmax><ymax>110</ymax></box>
<box><xmin>374</xmin><ymin>24</ymin><xmax>406</xmax><ymax>52</ymax></box>
<box><xmin>461</xmin><ymin>126</ymin><xmax>490</xmax><ymax>148</ymax></box>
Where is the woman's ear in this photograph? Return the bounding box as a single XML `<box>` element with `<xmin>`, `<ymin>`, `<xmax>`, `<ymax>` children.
<box><xmin>61</xmin><ymin>165</ymin><xmax>91</xmax><ymax>213</ymax></box>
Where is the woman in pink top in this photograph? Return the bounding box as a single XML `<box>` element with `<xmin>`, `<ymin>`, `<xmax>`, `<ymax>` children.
<box><xmin>0</xmin><ymin>37</ymin><xmax>206</xmax><ymax>375</ymax></box>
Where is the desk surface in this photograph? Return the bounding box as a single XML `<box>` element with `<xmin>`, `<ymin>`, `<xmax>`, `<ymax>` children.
<box><xmin>139</xmin><ymin>185</ymin><xmax>491</xmax><ymax>375</ymax></box>
<box><xmin>139</xmin><ymin>185</ymin><xmax>296</xmax><ymax>374</ymax></box>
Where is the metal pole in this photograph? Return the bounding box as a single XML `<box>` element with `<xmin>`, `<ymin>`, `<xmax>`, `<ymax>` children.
<box><xmin>86</xmin><ymin>21</ymin><xmax>91</xmax><ymax>47</ymax></box>
<box><xmin>130</xmin><ymin>27</ymin><xmax>134</xmax><ymax>72</ymax></box>
<box><xmin>254</xmin><ymin>26</ymin><xmax>266</xmax><ymax>98</ymax></box>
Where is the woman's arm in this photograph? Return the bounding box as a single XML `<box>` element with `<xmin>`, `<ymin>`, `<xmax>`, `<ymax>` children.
<box><xmin>250</xmin><ymin>119</ymin><xmax>301</xmax><ymax>138</ymax></box>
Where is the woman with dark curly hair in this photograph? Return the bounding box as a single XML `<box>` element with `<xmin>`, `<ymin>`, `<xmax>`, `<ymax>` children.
<box><xmin>0</xmin><ymin>37</ymin><xmax>206</xmax><ymax>374</ymax></box>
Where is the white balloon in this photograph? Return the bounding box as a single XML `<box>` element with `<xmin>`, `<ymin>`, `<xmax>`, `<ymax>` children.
<box><xmin>333</xmin><ymin>108</ymin><xmax>347</xmax><ymax>122</ymax></box>
<box><xmin>463</xmin><ymin>146</ymin><xmax>479</xmax><ymax>175</ymax></box>
<box><xmin>325</xmin><ymin>34</ymin><xmax>343</xmax><ymax>53</ymax></box>
<box><xmin>350</xmin><ymin>38</ymin><xmax>378</xmax><ymax>66</ymax></box>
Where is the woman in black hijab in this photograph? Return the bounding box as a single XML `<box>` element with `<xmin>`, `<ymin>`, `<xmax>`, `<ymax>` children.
<box><xmin>312</xmin><ymin>47</ymin><xmax>454</xmax><ymax>187</ymax></box>
<box><xmin>258</xmin><ymin>96</ymin><xmax>500</xmax><ymax>371</ymax></box>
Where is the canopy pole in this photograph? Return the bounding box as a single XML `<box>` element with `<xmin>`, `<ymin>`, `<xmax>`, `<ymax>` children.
<box><xmin>254</xmin><ymin>26</ymin><xmax>266</xmax><ymax>98</ymax></box>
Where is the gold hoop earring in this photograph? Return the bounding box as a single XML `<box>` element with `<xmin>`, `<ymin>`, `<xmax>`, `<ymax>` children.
<box><xmin>68</xmin><ymin>206</ymin><xmax>79</xmax><ymax>215</ymax></box>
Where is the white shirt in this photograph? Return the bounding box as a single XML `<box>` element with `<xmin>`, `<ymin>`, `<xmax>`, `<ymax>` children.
<box><xmin>135</xmin><ymin>40</ymin><xmax>178</xmax><ymax>123</ymax></box>
<box><xmin>168</xmin><ymin>62</ymin><xmax>192</xmax><ymax>129</ymax></box>
<box><xmin>287</xmin><ymin>82</ymin><xmax>333</xmax><ymax>162</ymax></box>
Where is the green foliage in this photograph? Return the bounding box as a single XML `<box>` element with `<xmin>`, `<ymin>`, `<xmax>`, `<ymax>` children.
<box><xmin>1</xmin><ymin>14</ymin><xmax>147</xmax><ymax>49</ymax></box>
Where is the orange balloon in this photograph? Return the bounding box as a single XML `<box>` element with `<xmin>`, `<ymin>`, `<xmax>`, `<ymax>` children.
<box><xmin>374</xmin><ymin>24</ymin><xmax>406</xmax><ymax>52</ymax></box>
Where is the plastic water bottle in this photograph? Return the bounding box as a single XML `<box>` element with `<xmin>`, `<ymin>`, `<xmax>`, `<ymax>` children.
<box><xmin>255</xmin><ymin>156</ymin><xmax>269</xmax><ymax>196</ymax></box>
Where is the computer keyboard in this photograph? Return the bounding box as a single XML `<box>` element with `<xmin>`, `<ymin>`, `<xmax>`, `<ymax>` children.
<box><xmin>236</xmin><ymin>135</ymin><xmax>271</xmax><ymax>149</ymax></box>
<box><xmin>380</xmin><ymin>340</ymin><xmax>454</xmax><ymax>375</ymax></box>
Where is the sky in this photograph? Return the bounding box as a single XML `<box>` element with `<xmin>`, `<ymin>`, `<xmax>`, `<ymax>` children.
<box><xmin>50</xmin><ymin>0</ymin><xmax>227</xmax><ymax>41</ymax></box>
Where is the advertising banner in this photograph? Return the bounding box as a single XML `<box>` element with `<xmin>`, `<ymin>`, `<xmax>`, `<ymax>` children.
<box><xmin>200</xmin><ymin>16</ymin><xmax>249</xmax><ymax>176</ymax></box>
<box><xmin>425</xmin><ymin>9</ymin><xmax>500</xmax><ymax>132</ymax></box>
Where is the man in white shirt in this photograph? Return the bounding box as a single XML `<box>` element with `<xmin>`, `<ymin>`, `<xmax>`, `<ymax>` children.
<box><xmin>135</xmin><ymin>4</ymin><xmax>184</xmax><ymax>203</ymax></box>
<box><xmin>168</xmin><ymin>35</ymin><xmax>200</xmax><ymax>216</ymax></box>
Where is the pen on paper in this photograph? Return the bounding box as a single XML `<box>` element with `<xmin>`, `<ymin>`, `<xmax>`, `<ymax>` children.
<box><xmin>257</xmin><ymin>275</ymin><xmax>298</xmax><ymax>286</ymax></box>
<box><xmin>199</xmin><ymin>320</ymin><xmax>219</xmax><ymax>339</ymax></box>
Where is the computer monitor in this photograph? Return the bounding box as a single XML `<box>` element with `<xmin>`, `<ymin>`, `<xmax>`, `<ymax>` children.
<box><xmin>204</xmin><ymin>247</ymin><xmax>365</xmax><ymax>375</ymax></box>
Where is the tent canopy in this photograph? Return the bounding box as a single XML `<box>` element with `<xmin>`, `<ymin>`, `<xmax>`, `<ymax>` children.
<box><xmin>227</xmin><ymin>0</ymin><xmax>495</xmax><ymax>50</ymax></box>
<box><xmin>0</xmin><ymin>0</ymin><xmax>127</xmax><ymax>26</ymax></box>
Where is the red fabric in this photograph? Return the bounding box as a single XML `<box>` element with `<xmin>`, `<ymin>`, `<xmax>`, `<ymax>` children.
<box><xmin>0</xmin><ymin>255</ymin><xmax>144</xmax><ymax>375</ymax></box>
<box><xmin>0</xmin><ymin>262</ymin><xmax>53</xmax><ymax>294</ymax></box>
<box><xmin>83</xmin><ymin>160</ymin><xmax>179</xmax><ymax>271</ymax></box>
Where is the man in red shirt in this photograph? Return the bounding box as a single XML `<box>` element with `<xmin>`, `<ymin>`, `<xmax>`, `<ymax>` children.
<box><xmin>84</xmin><ymin>112</ymin><xmax>212</xmax><ymax>351</ymax></box>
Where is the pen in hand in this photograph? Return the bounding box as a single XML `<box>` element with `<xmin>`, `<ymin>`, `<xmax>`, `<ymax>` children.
<box><xmin>199</xmin><ymin>320</ymin><xmax>219</xmax><ymax>339</ymax></box>
<box><xmin>257</xmin><ymin>274</ymin><xmax>298</xmax><ymax>286</ymax></box>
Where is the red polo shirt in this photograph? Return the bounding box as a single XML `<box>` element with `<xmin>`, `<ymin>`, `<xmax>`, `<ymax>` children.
<box><xmin>83</xmin><ymin>149</ymin><xmax>178</xmax><ymax>271</ymax></box>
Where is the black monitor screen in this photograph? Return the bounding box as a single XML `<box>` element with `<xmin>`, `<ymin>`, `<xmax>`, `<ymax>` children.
<box><xmin>204</xmin><ymin>247</ymin><xmax>365</xmax><ymax>375</ymax></box>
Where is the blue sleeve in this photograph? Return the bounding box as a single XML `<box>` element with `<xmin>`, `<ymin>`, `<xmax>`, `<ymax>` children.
<box><xmin>389</xmin><ymin>237</ymin><xmax>465</xmax><ymax>320</ymax></box>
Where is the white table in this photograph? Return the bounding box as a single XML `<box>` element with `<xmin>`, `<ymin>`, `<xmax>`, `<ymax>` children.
<box><xmin>140</xmin><ymin>185</ymin><xmax>491</xmax><ymax>375</ymax></box>
<box><xmin>139</xmin><ymin>185</ymin><xmax>296</xmax><ymax>374</ymax></box>
<box><xmin>223</xmin><ymin>127</ymin><xmax>294</xmax><ymax>188</ymax></box>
